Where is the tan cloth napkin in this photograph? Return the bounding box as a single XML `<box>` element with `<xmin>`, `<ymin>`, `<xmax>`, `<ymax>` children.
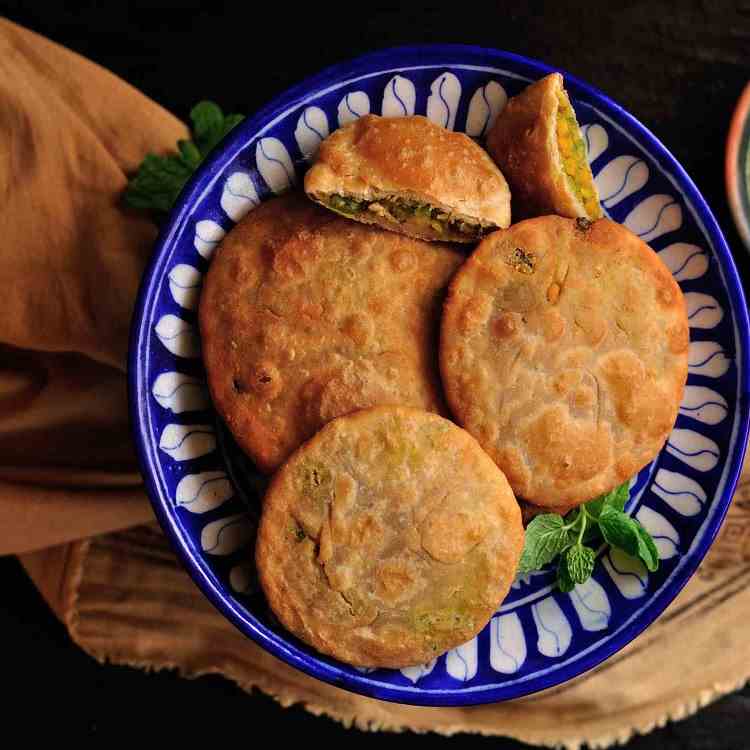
<box><xmin>3</xmin><ymin>17</ymin><xmax>749</xmax><ymax>749</ymax></box>
<box><xmin>0</xmin><ymin>17</ymin><xmax>181</xmax><ymax>554</ymax></box>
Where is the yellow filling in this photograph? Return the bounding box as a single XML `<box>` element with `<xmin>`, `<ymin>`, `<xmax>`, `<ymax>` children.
<box><xmin>556</xmin><ymin>91</ymin><xmax>602</xmax><ymax>219</ymax></box>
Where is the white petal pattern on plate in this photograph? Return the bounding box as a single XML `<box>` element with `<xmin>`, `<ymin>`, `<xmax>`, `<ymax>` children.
<box><xmin>582</xmin><ymin>123</ymin><xmax>608</xmax><ymax>163</ymax></box>
<box><xmin>194</xmin><ymin>219</ymin><xmax>226</xmax><ymax>259</ymax></box>
<box><xmin>255</xmin><ymin>138</ymin><xmax>296</xmax><ymax>194</ymax></box>
<box><xmin>400</xmin><ymin>659</ymin><xmax>437</xmax><ymax>684</ymax></box>
<box><xmin>154</xmin><ymin>315</ymin><xmax>200</xmax><ymax>358</ymax></box>
<box><xmin>294</xmin><ymin>106</ymin><xmax>329</xmax><ymax>159</ymax></box>
<box><xmin>623</xmin><ymin>194</ymin><xmax>682</xmax><ymax>243</ymax></box>
<box><xmin>426</xmin><ymin>72</ymin><xmax>461</xmax><ymax>130</ymax></box>
<box><xmin>636</xmin><ymin>506</ymin><xmax>680</xmax><ymax>559</ymax></box>
<box><xmin>159</xmin><ymin>424</ymin><xmax>216</xmax><ymax>461</ymax></box>
<box><xmin>688</xmin><ymin>341</ymin><xmax>732</xmax><ymax>378</ymax></box>
<box><xmin>465</xmin><ymin>81</ymin><xmax>507</xmax><ymax>137</ymax></box>
<box><xmin>220</xmin><ymin>172</ymin><xmax>259</xmax><ymax>222</ymax></box>
<box><xmin>652</xmin><ymin>468</ymin><xmax>707</xmax><ymax>517</ymax></box>
<box><xmin>602</xmin><ymin>548</ymin><xmax>648</xmax><ymax>599</ymax></box>
<box><xmin>337</xmin><ymin>91</ymin><xmax>370</xmax><ymax>126</ymax></box>
<box><xmin>685</xmin><ymin>292</ymin><xmax>724</xmax><ymax>329</ymax></box>
<box><xmin>531</xmin><ymin>597</ymin><xmax>572</xmax><ymax>657</ymax></box>
<box><xmin>569</xmin><ymin>578</ymin><xmax>611</xmax><ymax>631</ymax></box>
<box><xmin>200</xmin><ymin>513</ymin><xmax>254</xmax><ymax>555</ymax></box>
<box><xmin>595</xmin><ymin>155</ymin><xmax>649</xmax><ymax>208</ymax></box>
<box><xmin>659</xmin><ymin>242</ymin><xmax>709</xmax><ymax>282</ymax></box>
<box><xmin>489</xmin><ymin>613</ymin><xmax>527</xmax><ymax>674</ymax></box>
<box><xmin>666</xmin><ymin>428</ymin><xmax>720</xmax><ymax>472</ymax></box>
<box><xmin>679</xmin><ymin>385</ymin><xmax>728</xmax><ymax>425</ymax></box>
<box><xmin>168</xmin><ymin>264</ymin><xmax>202</xmax><ymax>310</ymax></box>
<box><xmin>152</xmin><ymin>372</ymin><xmax>209</xmax><ymax>413</ymax></box>
<box><xmin>175</xmin><ymin>471</ymin><xmax>233</xmax><ymax>513</ymax></box>
<box><xmin>229</xmin><ymin>561</ymin><xmax>258</xmax><ymax>595</ymax></box>
<box><xmin>446</xmin><ymin>638</ymin><xmax>478</xmax><ymax>681</ymax></box>
<box><xmin>381</xmin><ymin>75</ymin><xmax>416</xmax><ymax>117</ymax></box>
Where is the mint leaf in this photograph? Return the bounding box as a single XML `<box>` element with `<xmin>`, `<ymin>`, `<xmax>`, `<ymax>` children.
<box><xmin>557</xmin><ymin>557</ymin><xmax>576</xmax><ymax>592</ymax></box>
<box><xmin>583</xmin><ymin>496</ymin><xmax>607</xmax><ymax>519</ymax></box>
<box><xmin>563</xmin><ymin>545</ymin><xmax>596</xmax><ymax>584</ymax></box>
<box><xmin>124</xmin><ymin>153</ymin><xmax>193</xmax><ymax>213</ymax></box>
<box><xmin>598</xmin><ymin>506</ymin><xmax>640</xmax><ymax>557</ymax></box>
<box><xmin>125</xmin><ymin>101</ymin><xmax>244</xmax><ymax>215</ymax></box>
<box><xmin>606</xmin><ymin>482</ymin><xmax>631</xmax><ymax>512</ymax></box>
<box><xmin>178</xmin><ymin>139</ymin><xmax>202</xmax><ymax>169</ymax></box>
<box><xmin>634</xmin><ymin>522</ymin><xmax>660</xmax><ymax>572</ymax></box>
<box><xmin>599</xmin><ymin>507</ymin><xmax>661</xmax><ymax>572</ymax></box>
<box><xmin>585</xmin><ymin>481</ymin><xmax>630</xmax><ymax>519</ymax></box>
<box><xmin>518</xmin><ymin>514</ymin><xmax>574</xmax><ymax>575</ymax></box>
<box><xmin>190</xmin><ymin>101</ymin><xmax>244</xmax><ymax>158</ymax></box>
<box><xmin>191</xmin><ymin>101</ymin><xmax>225</xmax><ymax>153</ymax></box>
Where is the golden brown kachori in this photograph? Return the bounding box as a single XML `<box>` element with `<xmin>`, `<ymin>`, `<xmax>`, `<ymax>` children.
<box><xmin>199</xmin><ymin>193</ymin><xmax>463</xmax><ymax>474</ymax></box>
<box><xmin>486</xmin><ymin>73</ymin><xmax>602</xmax><ymax>221</ymax></box>
<box><xmin>256</xmin><ymin>406</ymin><xmax>524</xmax><ymax>667</ymax></box>
<box><xmin>305</xmin><ymin>114</ymin><xmax>511</xmax><ymax>242</ymax></box>
<box><xmin>440</xmin><ymin>216</ymin><xmax>688</xmax><ymax>509</ymax></box>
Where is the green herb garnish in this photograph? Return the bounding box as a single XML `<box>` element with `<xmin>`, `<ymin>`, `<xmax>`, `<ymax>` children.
<box><xmin>518</xmin><ymin>481</ymin><xmax>660</xmax><ymax>590</ymax></box>
<box><xmin>125</xmin><ymin>101</ymin><xmax>244</xmax><ymax>214</ymax></box>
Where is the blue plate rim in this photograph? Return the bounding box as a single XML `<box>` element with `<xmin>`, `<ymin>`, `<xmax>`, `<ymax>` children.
<box><xmin>128</xmin><ymin>44</ymin><xmax>750</xmax><ymax>706</ymax></box>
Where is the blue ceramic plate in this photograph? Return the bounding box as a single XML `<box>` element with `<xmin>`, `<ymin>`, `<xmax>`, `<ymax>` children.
<box><xmin>129</xmin><ymin>45</ymin><xmax>750</xmax><ymax>705</ymax></box>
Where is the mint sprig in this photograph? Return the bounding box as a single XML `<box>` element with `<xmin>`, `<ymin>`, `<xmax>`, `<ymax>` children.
<box><xmin>519</xmin><ymin>481</ymin><xmax>661</xmax><ymax>591</ymax></box>
<box><xmin>125</xmin><ymin>101</ymin><xmax>244</xmax><ymax>214</ymax></box>
<box><xmin>517</xmin><ymin>514</ymin><xmax>574</xmax><ymax>574</ymax></box>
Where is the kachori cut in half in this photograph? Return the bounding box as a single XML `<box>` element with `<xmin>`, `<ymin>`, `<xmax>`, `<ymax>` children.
<box><xmin>305</xmin><ymin>114</ymin><xmax>511</xmax><ymax>242</ymax></box>
<box><xmin>440</xmin><ymin>216</ymin><xmax>689</xmax><ymax>509</ymax></box>
<box><xmin>199</xmin><ymin>193</ymin><xmax>463</xmax><ymax>474</ymax></box>
<box><xmin>256</xmin><ymin>407</ymin><xmax>524</xmax><ymax>668</ymax></box>
<box><xmin>487</xmin><ymin>73</ymin><xmax>602</xmax><ymax>221</ymax></box>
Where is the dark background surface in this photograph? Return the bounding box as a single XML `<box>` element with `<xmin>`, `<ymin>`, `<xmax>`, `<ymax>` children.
<box><xmin>2</xmin><ymin>0</ymin><xmax>750</xmax><ymax>745</ymax></box>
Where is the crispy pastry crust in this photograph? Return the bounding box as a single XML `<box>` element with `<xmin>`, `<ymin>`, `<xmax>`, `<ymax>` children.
<box><xmin>440</xmin><ymin>216</ymin><xmax>689</xmax><ymax>509</ymax></box>
<box><xmin>305</xmin><ymin>114</ymin><xmax>511</xmax><ymax>241</ymax></box>
<box><xmin>199</xmin><ymin>193</ymin><xmax>463</xmax><ymax>473</ymax></box>
<box><xmin>256</xmin><ymin>406</ymin><xmax>524</xmax><ymax>668</ymax></box>
<box><xmin>486</xmin><ymin>73</ymin><xmax>598</xmax><ymax>220</ymax></box>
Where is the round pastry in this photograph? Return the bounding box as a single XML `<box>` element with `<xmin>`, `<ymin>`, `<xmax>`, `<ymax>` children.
<box><xmin>440</xmin><ymin>216</ymin><xmax>689</xmax><ymax>509</ymax></box>
<box><xmin>199</xmin><ymin>192</ymin><xmax>463</xmax><ymax>473</ymax></box>
<box><xmin>486</xmin><ymin>73</ymin><xmax>602</xmax><ymax>221</ymax></box>
<box><xmin>256</xmin><ymin>406</ymin><xmax>524</xmax><ymax>668</ymax></box>
<box><xmin>305</xmin><ymin>114</ymin><xmax>511</xmax><ymax>242</ymax></box>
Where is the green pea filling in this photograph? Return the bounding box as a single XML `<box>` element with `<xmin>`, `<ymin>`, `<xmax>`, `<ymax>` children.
<box><xmin>324</xmin><ymin>194</ymin><xmax>489</xmax><ymax>237</ymax></box>
<box><xmin>555</xmin><ymin>91</ymin><xmax>602</xmax><ymax>219</ymax></box>
<box><xmin>327</xmin><ymin>194</ymin><xmax>365</xmax><ymax>215</ymax></box>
